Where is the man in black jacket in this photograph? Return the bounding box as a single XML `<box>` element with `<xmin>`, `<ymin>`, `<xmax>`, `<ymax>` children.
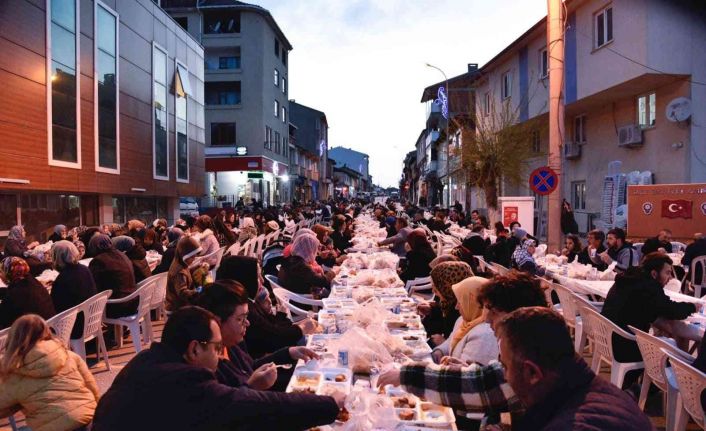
<box><xmin>496</xmin><ymin>307</ymin><xmax>653</xmax><ymax>431</ymax></box>
<box><xmin>93</xmin><ymin>306</ymin><xmax>340</xmax><ymax>431</ymax></box>
<box><xmin>641</xmin><ymin>229</ymin><xmax>673</xmax><ymax>255</ymax></box>
<box><xmin>577</xmin><ymin>229</ymin><xmax>608</xmax><ymax>270</ymax></box>
<box><xmin>601</xmin><ymin>252</ymin><xmax>699</xmax><ymax>365</ymax></box>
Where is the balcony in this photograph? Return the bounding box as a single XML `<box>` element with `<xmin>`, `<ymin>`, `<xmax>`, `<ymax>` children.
<box><xmin>424</xmin><ymin>160</ymin><xmax>438</xmax><ymax>175</ymax></box>
<box><xmin>426</xmin><ymin>101</ymin><xmax>442</xmax><ymax>129</ymax></box>
<box><xmin>425</xmin><ymin>130</ymin><xmax>440</xmax><ymax>149</ymax></box>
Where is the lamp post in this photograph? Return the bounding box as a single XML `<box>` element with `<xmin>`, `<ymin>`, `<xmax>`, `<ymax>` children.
<box><xmin>425</xmin><ymin>63</ymin><xmax>450</xmax><ymax>208</ymax></box>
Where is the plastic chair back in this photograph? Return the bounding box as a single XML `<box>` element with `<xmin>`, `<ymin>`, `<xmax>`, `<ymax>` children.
<box><xmin>47</xmin><ymin>307</ymin><xmax>79</xmax><ymax>347</ymax></box>
<box><xmin>78</xmin><ymin>290</ymin><xmax>112</xmax><ymax>341</ymax></box>
<box><xmin>629</xmin><ymin>325</ymin><xmax>683</xmax><ymax>392</ymax></box>
<box><xmin>579</xmin><ymin>305</ymin><xmax>636</xmax><ymax>367</ymax></box>
<box><xmin>663</xmin><ymin>349</ymin><xmax>706</xmax><ymax>429</ymax></box>
<box><xmin>553</xmin><ymin>283</ymin><xmax>579</xmax><ymax>326</ymax></box>
<box><xmin>691</xmin><ymin>256</ymin><xmax>706</xmax><ymax>297</ymax></box>
<box><xmin>144</xmin><ymin>272</ymin><xmax>168</xmax><ymax>310</ymax></box>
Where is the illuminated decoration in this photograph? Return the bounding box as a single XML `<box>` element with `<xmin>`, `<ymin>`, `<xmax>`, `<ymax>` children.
<box><xmin>236</xmin><ymin>146</ymin><xmax>247</xmax><ymax>155</ymax></box>
<box><xmin>273</xmin><ymin>161</ymin><xmax>279</xmax><ymax>176</ymax></box>
<box><xmin>435</xmin><ymin>86</ymin><xmax>449</xmax><ymax>119</ymax></box>
<box><xmin>319</xmin><ymin>140</ymin><xmax>326</xmax><ymax>156</ymax></box>
<box><xmin>281</xmin><ymin>174</ymin><xmax>290</xmax><ymax>182</ymax></box>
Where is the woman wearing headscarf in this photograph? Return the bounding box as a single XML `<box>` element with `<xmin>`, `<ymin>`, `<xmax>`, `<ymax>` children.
<box><xmin>48</xmin><ymin>224</ymin><xmax>69</xmax><ymax>243</ymax></box>
<box><xmin>264</xmin><ymin>220</ymin><xmax>280</xmax><ymax>236</ymax></box>
<box><xmin>238</xmin><ymin>217</ymin><xmax>259</xmax><ymax>245</ymax></box>
<box><xmin>420</xmin><ymin>261</ymin><xmax>473</xmax><ymax>345</ymax></box>
<box><xmin>165</xmin><ymin>236</ymin><xmax>202</xmax><ymax>312</ymax></box>
<box><xmin>135</xmin><ymin>229</ymin><xmax>164</xmax><ymax>256</ymax></box>
<box><xmin>112</xmin><ymin>235</ymin><xmax>152</xmax><ymax>284</ymax></box>
<box><xmin>451</xmin><ymin>232</ymin><xmax>490</xmax><ymax>274</ymax></box>
<box><xmin>312</xmin><ymin>224</ymin><xmax>338</xmax><ymax>268</ymax></box>
<box><xmin>213</xmin><ymin>216</ymin><xmax>237</xmax><ymax>247</ymax></box>
<box><xmin>217</xmin><ymin>256</ymin><xmax>318</xmax><ymax>359</ymax></box>
<box><xmin>50</xmin><ymin>241</ymin><xmax>97</xmax><ymax>339</ymax></box>
<box><xmin>3</xmin><ymin>226</ymin><xmax>52</xmax><ymax>276</ymax></box>
<box><xmin>154</xmin><ymin>227</ymin><xmax>184</xmax><ymax>274</ymax></box>
<box><xmin>278</xmin><ymin>234</ymin><xmax>332</xmax><ymax>299</ymax></box>
<box><xmin>88</xmin><ymin>234</ymin><xmax>138</xmax><ymax>318</ymax></box>
<box><xmin>282</xmin><ymin>228</ymin><xmax>316</xmax><ymax>258</ymax></box>
<box><xmin>430</xmin><ymin>276</ymin><xmax>498</xmax><ymax>366</ymax></box>
<box><xmin>399</xmin><ymin>229</ymin><xmax>437</xmax><ymax>282</ymax></box>
<box><xmin>193</xmin><ymin>215</ymin><xmax>221</xmax><ymax>268</ymax></box>
<box><xmin>511</xmin><ymin>239</ymin><xmax>545</xmax><ymax>276</ymax></box>
<box><xmin>330</xmin><ymin>215</ymin><xmax>352</xmax><ymax>254</ymax></box>
<box><xmin>0</xmin><ymin>257</ymin><xmax>56</xmax><ymax>329</ymax></box>
<box><xmin>79</xmin><ymin>227</ymin><xmax>102</xmax><ymax>258</ymax></box>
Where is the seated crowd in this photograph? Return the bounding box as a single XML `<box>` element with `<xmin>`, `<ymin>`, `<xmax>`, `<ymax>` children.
<box><xmin>1</xmin><ymin>197</ymin><xmax>705</xmax><ymax>431</ymax></box>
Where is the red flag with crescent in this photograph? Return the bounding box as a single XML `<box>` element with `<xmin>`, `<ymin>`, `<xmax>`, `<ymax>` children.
<box><xmin>661</xmin><ymin>199</ymin><xmax>692</xmax><ymax>219</ymax></box>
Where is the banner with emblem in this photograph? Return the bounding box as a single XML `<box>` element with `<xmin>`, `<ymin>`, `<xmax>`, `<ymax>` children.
<box><xmin>627</xmin><ymin>184</ymin><xmax>706</xmax><ymax>241</ymax></box>
<box><xmin>661</xmin><ymin>199</ymin><xmax>692</xmax><ymax>219</ymax></box>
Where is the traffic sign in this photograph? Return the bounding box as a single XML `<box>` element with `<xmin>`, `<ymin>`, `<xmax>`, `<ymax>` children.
<box><xmin>529</xmin><ymin>166</ymin><xmax>558</xmax><ymax>195</ymax></box>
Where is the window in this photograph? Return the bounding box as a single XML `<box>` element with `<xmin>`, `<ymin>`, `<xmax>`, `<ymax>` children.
<box><xmin>595</xmin><ymin>6</ymin><xmax>613</xmax><ymax>49</ymax></box>
<box><xmin>274</xmin><ymin>100</ymin><xmax>279</xmax><ymax>118</ymax></box>
<box><xmin>95</xmin><ymin>3</ymin><xmax>118</xmax><ymax>173</ymax></box>
<box><xmin>211</xmin><ymin>123</ymin><xmax>236</xmax><ymax>146</ymax></box>
<box><xmin>539</xmin><ymin>48</ymin><xmax>548</xmax><ymax>78</ymax></box>
<box><xmin>501</xmin><ymin>72</ymin><xmax>512</xmax><ymax>99</ymax></box>
<box><xmin>219</xmin><ymin>56</ymin><xmax>240</xmax><ymax>69</ymax></box>
<box><xmin>282</xmin><ymin>48</ymin><xmax>287</xmax><ymax>66</ymax></box>
<box><xmin>174</xmin><ymin>16</ymin><xmax>187</xmax><ymax>31</ymax></box>
<box><xmin>531</xmin><ymin>130</ymin><xmax>540</xmax><ymax>153</ymax></box>
<box><xmin>175</xmin><ymin>61</ymin><xmax>189</xmax><ymax>182</ymax></box>
<box><xmin>281</xmin><ymin>107</ymin><xmax>286</xmax><ymax>123</ymax></box>
<box><xmin>274</xmin><ymin>69</ymin><xmax>279</xmax><ymax>86</ymax></box>
<box><xmin>152</xmin><ymin>43</ymin><xmax>168</xmax><ymax>179</ymax></box>
<box><xmin>204</xmin><ymin>10</ymin><xmax>240</xmax><ymax>34</ymax></box>
<box><xmin>573</xmin><ymin>115</ymin><xmax>587</xmax><ymax>144</ymax></box>
<box><xmin>48</xmin><ymin>0</ymin><xmax>80</xmax><ymax>167</ymax></box>
<box><xmin>571</xmin><ymin>181</ymin><xmax>586</xmax><ymax>210</ymax></box>
<box><xmin>264</xmin><ymin>126</ymin><xmax>272</xmax><ymax>149</ymax></box>
<box><xmin>275</xmin><ymin>132</ymin><xmax>281</xmax><ymax>154</ymax></box>
<box><xmin>282</xmin><ymin>77</ymin><xmax>286</xmax><ymax>94</ymax></box>
<box><xmin>283</xmin><ymin>138</ymin><xmax>288</xmax><ymax>158</ymax></box>
<box><xmin>274</xmin><ymin>39</ymin><xmax>280</xmax><ymax>57</ymax></box>
<box><xmin>638</xmin><ymin>92</ymin><xmax>656</xmax><ymax>128</ymax></box>
<box><xmin>483</xmin><ymin>92</ymin><xmax>491</xmax><ymax>116</ymax></box>
<box><xmin>205</xmin><ymin>81</ymin><xmax>241</xmax><ymax>105</ymax></box>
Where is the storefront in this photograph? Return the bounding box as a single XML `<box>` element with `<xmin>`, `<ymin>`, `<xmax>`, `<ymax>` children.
<box><xmin>205</xmin><ymin>156</ymin><xmax>289</xmax><ymax>207</ymax></box>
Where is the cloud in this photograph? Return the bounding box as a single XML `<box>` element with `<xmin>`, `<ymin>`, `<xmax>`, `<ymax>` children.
<box><xmin>258</xmin><ymin>0</ymin><xmax>547</xmax><ymax>186</ymax></box>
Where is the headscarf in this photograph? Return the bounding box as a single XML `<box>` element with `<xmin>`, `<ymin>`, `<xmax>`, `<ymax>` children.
<box><xmin>112</xmin><ymin>235</ymin><xmax>136</xmax><ymax>253</ymax></box>
<box><xmin>8</xmin><ymin>226</ymin><xmax>24</xmax><ymax>241</ymax></box>
<box><xmin>74</xmin><ymin>240</ymin><xmax>86</xmax><ymax>259</ymax></box>
<box><xmin>430</xmin><ymin>261</ymin><xmax>473</xmax><ymax>317</ymax></box>
<box><xmin>88</xmin><ymin>234</ymin><xmax>114</xmax><ymax>256</ymax></box>
<box><xmin>127</xmin><ymin>219</ymin><xmax>146</xmax><ymax>232</ymax></box>
<box><xmin>54</xmin><ymin>224</ymin><xmax>67</xmax><ymax>236</ymax></box>
<box><xmin>216</xmin><ymin>255</ymin><xmax>268</xmax><ymax>303</ymax></box>
<box><xmin>51</xmin><ymin>240</ymin><xmax>79</xmax><ymax>270</ymax></box>
<box><xmin>291</xmin><ymin>234</ymin><xmax>320</xmax><ymax>264</ymax></box>
<box><xmin>312</xmin><ymin>224</ymin><xmax>332</xmax><ymax>244</ymax></box>
<box><xmin>429</xmin><ymin>254</ymin><xmax>459</xmax><ymax>270</ymax></box>
<box><xmin>293</xmin><ymin>228</ymin><xmax>316</xmax><ymax>241</ymax></box>
<box><xmin>266</xmin><ymin>220</ymin><xmax>280</xmax><ymax>232</ymax></box>
<box><xmin>385</xmin><ymin>216</ymin><xmax>396</xmax><ymax>226</ymax></box>
<box><xmin>512</xmin><ymin>227</ymin><xmax>528</xmax><ymax>240</ymax></box>
<box><xmin>512</xmin><ymin>239</ymin><xmax>536</xmax><ymax>268</ymax></box>
<box><xmin>450</xmin><ymin>276</ymin><xmax>489</xmax><ymax>354</ymax></box>
<box><xmin>1</xmin><ymin>257</ymin><xmax>31</xmax><ymax>284</ymax></box>
<box><xmin>167</xmin><ymin>227</ymin><xmax>184</xmax><ymax>244</ymax></box>
<box><xmin>242</xmin><ymin>217</ymin><xmax>255</xmax><ymax>229</ymax></box>
<box><xmin>406</xmin><ymin>229</ymin><xmax>434</xmax><ymax>254</ymax></box>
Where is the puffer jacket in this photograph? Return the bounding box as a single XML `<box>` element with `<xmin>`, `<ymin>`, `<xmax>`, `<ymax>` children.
<box><xmin>199</xmin><ymin>229</ymin><xmax>221</xmax><ymax>267</ymax></box>
<box><xmin>0</xmin><ymin>339</ymin><xmax>99</xmax><ymax>431</ymax></box>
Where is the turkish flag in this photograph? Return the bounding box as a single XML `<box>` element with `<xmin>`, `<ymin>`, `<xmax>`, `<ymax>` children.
<box><xmin>661</xmin><ymin>199</ymin><xmax>693</xmax><ymax>219</ymax></box>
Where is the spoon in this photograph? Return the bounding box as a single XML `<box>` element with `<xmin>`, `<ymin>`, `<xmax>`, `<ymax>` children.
<box><xmin>275</xmin><ymin>363</ymin><xmax>293</xmax><ymax>369</ymax></box>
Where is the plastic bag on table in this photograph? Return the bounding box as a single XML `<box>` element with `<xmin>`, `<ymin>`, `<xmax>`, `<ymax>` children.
<box><xmin>332</xmin><ymin>327</ymin><xmax>392</xmax><ymax>373</ymax></box>
<box><xmin>352</xmin><ymin>286</ymin><xmax>375</xmax><ymax>304</ymax></box>
<box><xmin>599</xmin><ymin>262</ymin><xmax>617</xmax><ymax>281</ymax></box>
<box><xmin>350</xmin><ymin>300</ymin><xmax>390</xmax><ymax>329</ymax></box>
<box><xmin>341</xmin><ymin>387</ymin><xmax>398</xmax><ymax>431</ymax></box>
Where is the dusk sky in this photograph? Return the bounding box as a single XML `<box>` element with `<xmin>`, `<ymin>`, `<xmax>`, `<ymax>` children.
<box><xmin>257</xmin><ymin>0</ymin><xmax>547</xmax><ymax>186</ymax></box>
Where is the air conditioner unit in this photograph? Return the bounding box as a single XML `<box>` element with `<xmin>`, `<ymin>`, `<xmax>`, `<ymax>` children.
<box><xmin>618</xmin><ymin>125</ymin><xmax>643</xmax><ymax>147</ymax></box>
<box><xmin>563</xmin><ymin>141</ymin><xmax>581</xmax><ymax>159</ymax></box>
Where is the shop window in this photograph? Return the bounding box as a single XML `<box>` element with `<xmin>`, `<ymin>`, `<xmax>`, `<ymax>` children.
<box><xmin>19</xmin><ymin>193</ymin><xmax>81</xmax><ymax>242</ymax></box>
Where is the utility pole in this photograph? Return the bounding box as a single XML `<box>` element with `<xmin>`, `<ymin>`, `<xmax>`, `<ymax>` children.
<box><xmin>547</xmin><ymin>0</ymin><xmax>564</xmax><ymax>252</ymax></box>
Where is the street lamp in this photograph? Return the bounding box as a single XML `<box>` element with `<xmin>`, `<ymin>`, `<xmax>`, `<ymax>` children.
<box><xmin>425</xmin><ymin>62</ymin><xmax>450</xmax><ymax>208</ymax></box>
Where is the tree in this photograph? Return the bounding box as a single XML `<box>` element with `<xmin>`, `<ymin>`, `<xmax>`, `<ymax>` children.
<box><xmin>460</xmin><ymin>93</ymin><xmax>545</xmax><ymax>222</ymax></box>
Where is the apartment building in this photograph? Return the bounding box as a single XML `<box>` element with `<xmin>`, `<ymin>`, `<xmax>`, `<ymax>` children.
<box><xmin>289</xmin><ymin>101</ymin><xmax>330</xmax><ymax>201</ymax></box>
<box><xmin>471</xmin><ymin>0</ymin><xmax>706</xmax><ymax>233</ymax></box>
<box><xmin>161</xmin><ymin>0</ymin><xmax>291</xmax><ymax>206</ymax></box>
<box><xmin>328</xmin><ymin>147</ymin><xmax>372</xmax><ymax>194</ymax></box>
<box><xmin>0</xmin><ymin>0</ymin><xmax>205</xmax><ymax>242</ymax></box>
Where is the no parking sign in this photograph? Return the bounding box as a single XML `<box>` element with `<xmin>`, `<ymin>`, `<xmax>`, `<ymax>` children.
<box><xmin>529</xmin><ymin>166</ymin><xmax>558</xmax><ymax>196</ymax></box>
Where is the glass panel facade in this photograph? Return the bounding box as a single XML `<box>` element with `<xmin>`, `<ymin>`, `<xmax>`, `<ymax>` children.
<box><xmin>205</xmin><ymin>82</ymin><xmax>241</xmax><ymax>105</ymax></box>
<box><xmin>176</xmin><ymin>65</ymin><xmax>188</xmax><ymax>181</ymax></box>
<box><xmin>50</xmin><ymin>0</ymin><xmax>78</xmax><ymax>163</ymax></box>
<box><xmin>153</xmin><ymin>45</ymin><xmax>168</xmax><ymax>178</ymax></box>
<box><xmin>97</xmin><ymin>5</ymin><xmax>118</xmax><ymax>169</ymax></box>
<box><xmin>112</xmin><ymin>196</ymin><xmax>168</xmax><ymax>225</ymax></box>
<box><xmin>19</xmin><ymin>194</ymin><xmax>81</xmax><ymax>242</ymax></box>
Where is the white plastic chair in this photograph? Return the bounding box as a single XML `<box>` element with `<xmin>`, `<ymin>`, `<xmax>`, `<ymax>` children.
<box><xmin>630</xmin><ymin>326</ymin><xmax>691</xmax><ymax>431</ymax></box>
<box><xmin>141</xmin><ymin>272</ymin><xmax>168</xmax><ymax>340</ymax></box>
<box><xmin>240</xmin><ymin>237</ymin><xmax>254</xmax><ymax>257</ymax></box>
<box><xmin>405</xmin><ymin>276</ymin><xmax>434</xmax><ymax>301</ymax></box>
<box><xmin>671</xmin><ymin>242</ymin><xmax>687</xmax><ymax>253</ymax></box>
<box><xmin>663</xmin><ymin>349</ymin><xmax>706</xmax><ymax>430</ymax></box>
<box><xmin>265</xmin><ymin>275</ymin><xmax>322</xmax><ymax>322</ymax></box>
<box><xmin>578</xmin><ymin>305</ymin><xmax>644</xmax><ymax>388</ymax></box>
<box><xmin>47</xmin><ymin>306</ymin><xmax>79</xmax><ymax>348</ymax></box>
<box><xmin>553</xmin><ymin>283</ymin><xmax>587</xmax><ymax>353</ymax></box>
<box><xmin>489</xmin><ymin>262</ymin><xmax>510</xmax><ymax>276</ymax></box>
<box><xmin>226</xmin><ymin>241</ymin><xmax>241</xmax><ymax>257</ymax></box>
<box><xmin>103</xmin><ymin>281</ymin><xmax>156</xmax><ymax>353</ymax></box>
<box><xmin>70</xmin><ymin>290</ymin><xmax>112</xmax><ymax>370</ymax></box>
<box><xmin>690</xmin><ymin>256</ymin><xmax>706</xmax><ymax>298</ymax></box>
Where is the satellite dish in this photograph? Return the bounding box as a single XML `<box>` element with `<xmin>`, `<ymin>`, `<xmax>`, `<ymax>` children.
<box><xmin>665</xmin><ymin>97</ymin><xmax>691</xmax><ymax>122</ymax></box>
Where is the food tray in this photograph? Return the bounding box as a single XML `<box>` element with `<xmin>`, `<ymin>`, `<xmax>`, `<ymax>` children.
<box><xmin>322</xmin><ymin>298</ymin><xmax>359</xmax><ymax>309</ymax></box>
<box><xmin>385</xmin><ymin>387</ymin><xmax>455</xmax><ymax>427</ymax></box>
<box><xmin>396</xmin><ymin>333</ymin><xmax>433</xmax><ymax>359</ymax></box>
<box><xmin>286</xmin><ymin>367</ymin><xmax>353</xmax><ymax>396</ymax></box>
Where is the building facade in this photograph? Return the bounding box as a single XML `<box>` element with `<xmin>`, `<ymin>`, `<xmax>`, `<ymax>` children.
<box><xmin>162</xmin><ymin>0</ymin><xmax>291</xmax><ymax>207</ymax></box>
<box><xmin>469</xmin><ymin>0</ymin><xmax>706</xmax><ymax>235</ymax></box>
<box><xmin>328</xmin><ymin>147</ymin><xmax>371</xmax><ymax>195</ymax></box>
<box><xmin>289</xmin><ymin>101</ymin><xmax>330</xmax><ymax>202</ymax></box>
<box><xmin>0</xmin><ymin>0</ymin><xmax>205</xmax><ymax>242</ymax></box>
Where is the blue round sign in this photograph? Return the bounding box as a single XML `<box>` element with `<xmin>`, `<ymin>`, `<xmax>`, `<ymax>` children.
<box><xmin>529</xmin><ymin>166</ymin><xmax>558</xmax><ymax>196</ymax></box>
